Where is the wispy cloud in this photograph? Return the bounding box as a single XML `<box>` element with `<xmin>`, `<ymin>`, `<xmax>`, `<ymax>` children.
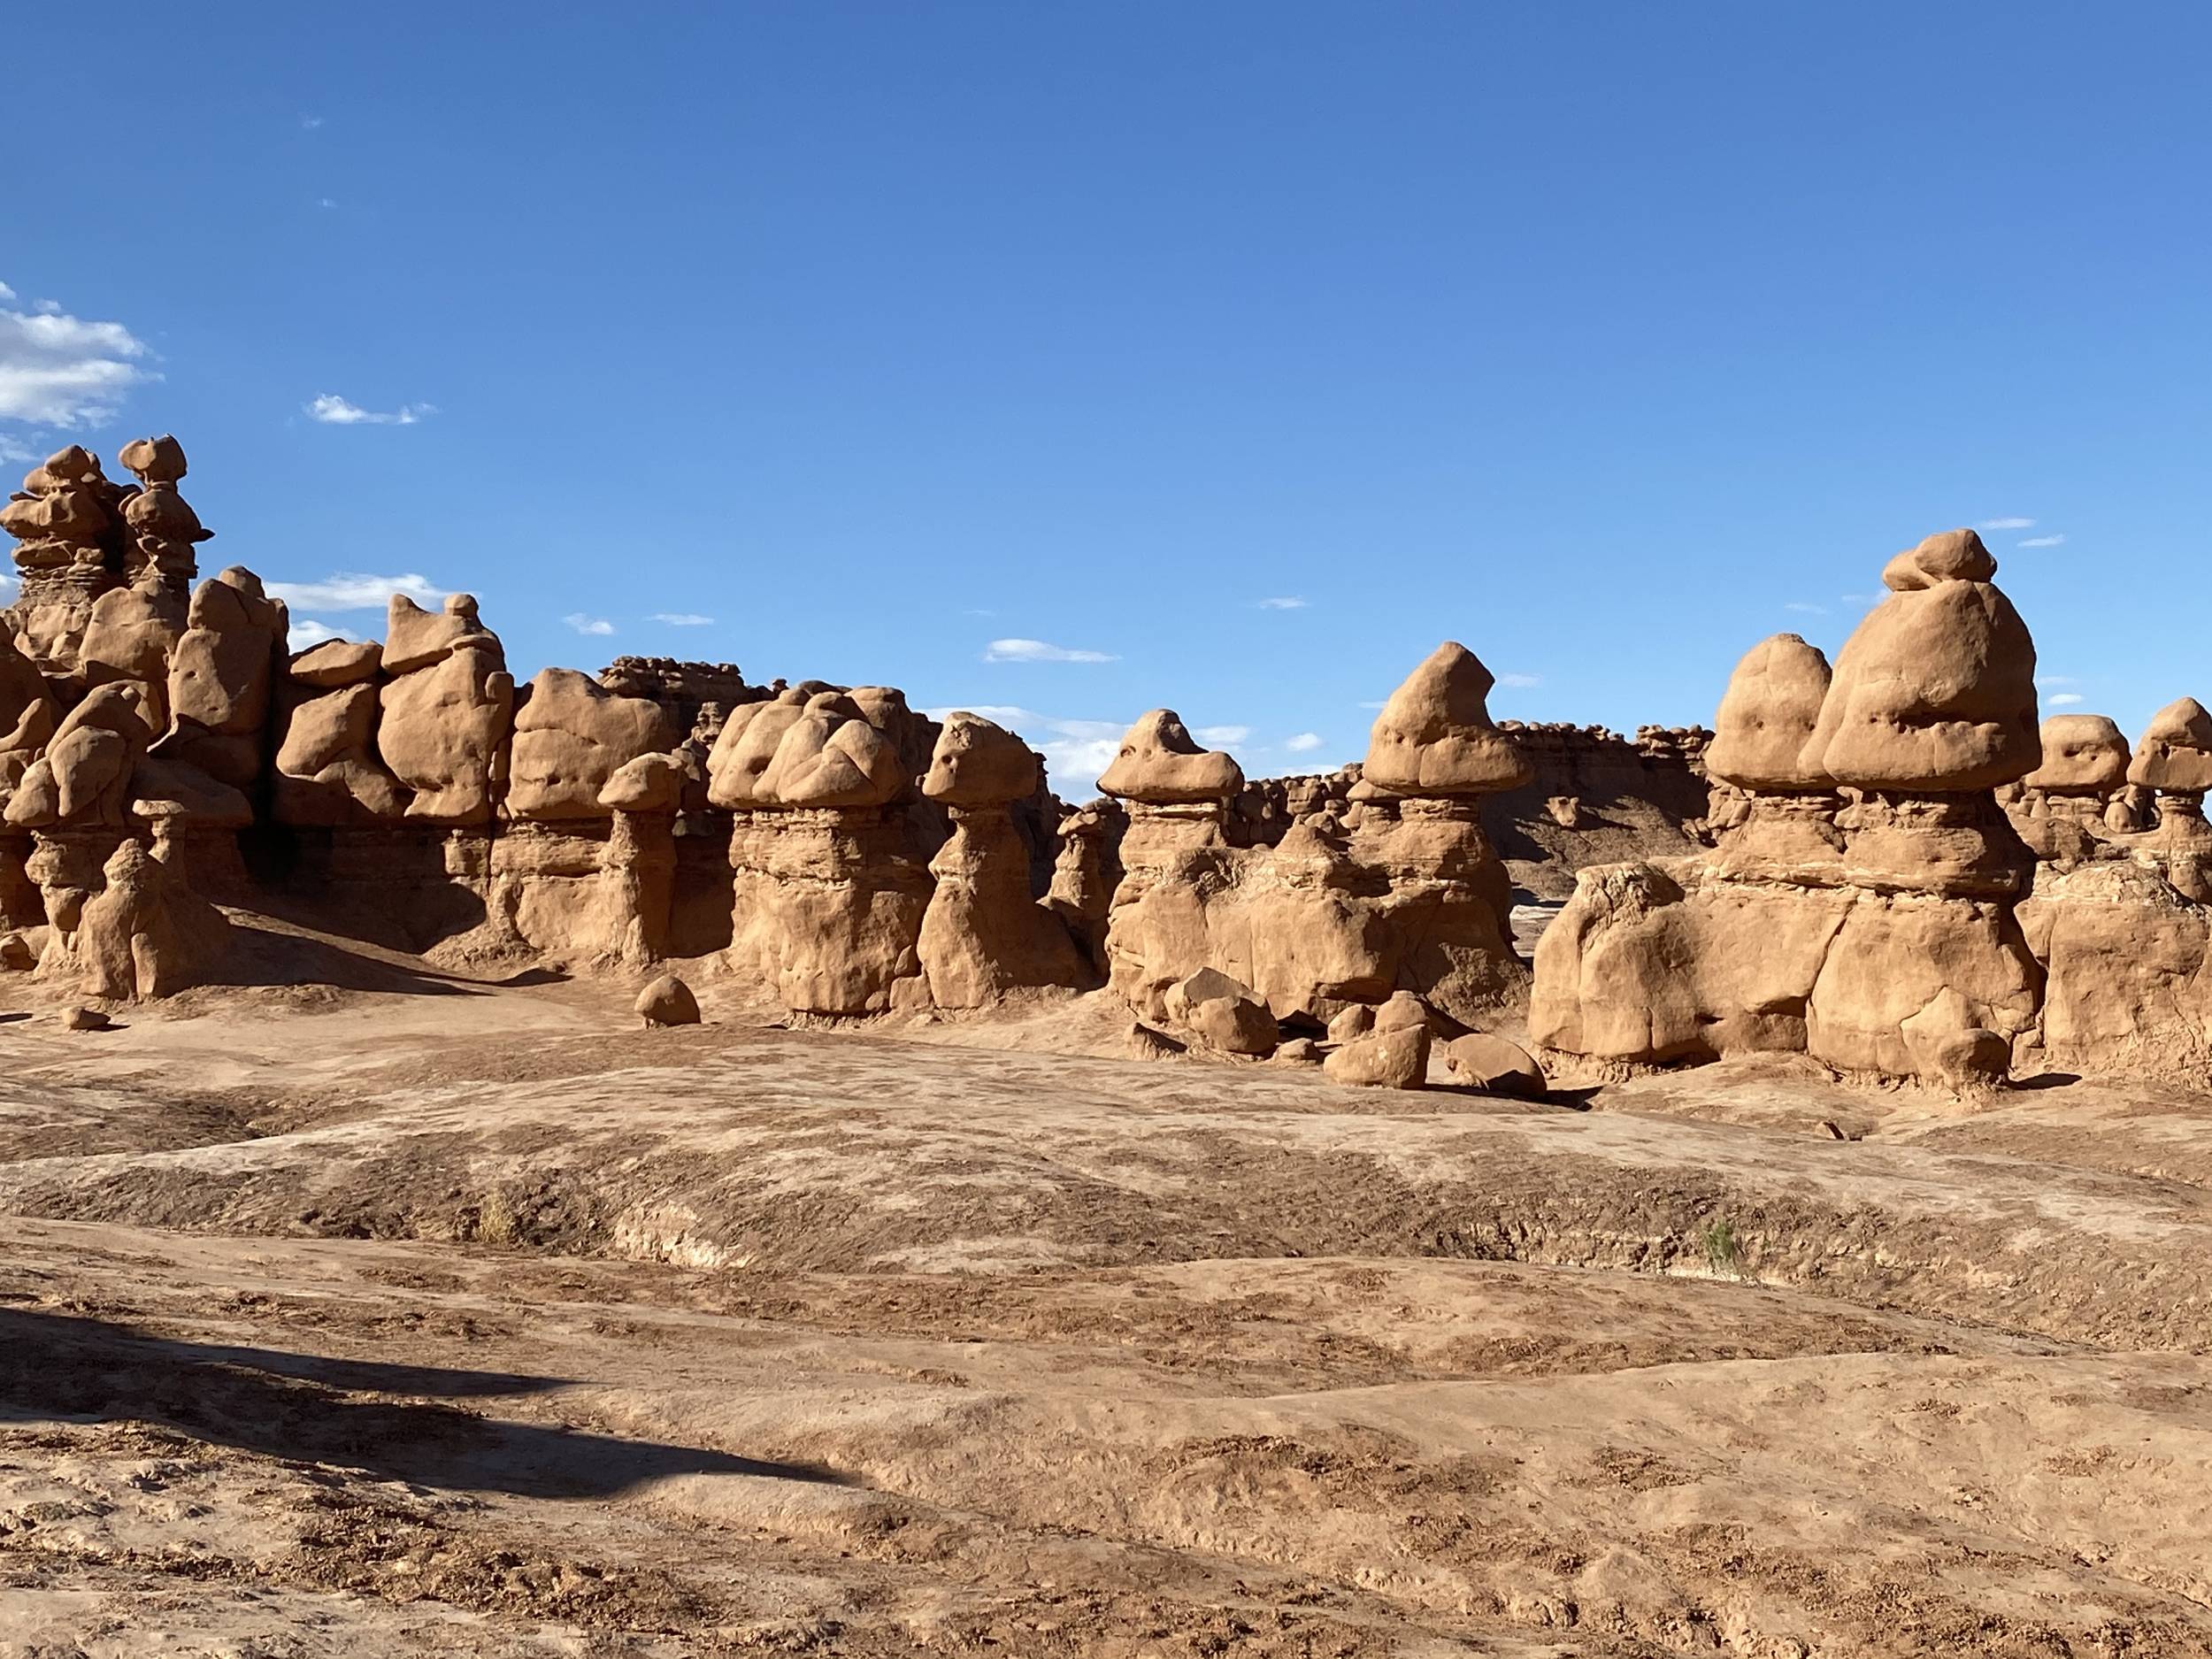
<box><xmin>317</xmin><ymin>196</ymin><xmax>338</xmax><ymax>211</ymax></box>
<box><xmin>2018</xmin><ymin>534</ymin><xmax>2065</xmax><ymax>549</ymax></box>
<box><xmin>1784</xmin><ymin>602</ymin><xmax>1827</xmax><ymax>615</ymax></box>
<box><xmin>301</xmin><ymin>113</ymin><xmax>325</xmax><ymax>130</ymax></box>
<box><xmin>2039</xmin><ymin>675</ymin><xmax>2080</xmax><ymax>687</ymax></box>
<box><xmin>1357</xmin><ymin>699</ymin><xmax>1386</xmax><ymax>710</ymax></box>
<box><xmin>1194</xmin><ymin>725</ymin><xmax>1251</xmax><ymax>745</ymax></box>
<box><xmin>1980</xmin><ymin>517</ymin><xmax>2035</xmax><ymax>531</ymax></box>
<box><xmin>305</xmin><ymin>393</ymin><xmax>437</xmax><ymax>426</ymax></box>
<box><xmin>564</xmin><ymin>613</ymin><xmax>615</xmax><ymax>636</ymax></box>
<box><xmin>265</xmin><ymin>572</ymin><xmax>448</xmax><ymax>611</ymax></box>
<box><xmin>2047</xmin><ymin>692</ymin><xmax>2085</xmax><ymax>707</ymax></box>
<box><xmin>1284</xmin><ymin>732</ymin><xmax>1325</xmax><ymax>753</ymax></box>
<box><xmin>0</xmin><ymin>286</ymin><xmax>152</xmax><ymax>426</ymax></box>
<box><xmin>1256</xmin><ymin>596</ymin><xmax>1309</xmax><ymax>611</ymax></box>
<box><xmin>1840</xmin><ymin>592</ymin><xmax>1878</xmax><ymax>604</ymax></box>
<box><xmin>1496</xmin><ymin>672</ymin><xmax>1541</xmax><ymax>688</ymax></box>
<box><xmin>983</xmin><ymin>637</ymin><xmax>1118</xmax><ymax>664</ymax></box>
<box><xmin>649</xmin><ymin>612</ymin><xmax>714</xmax><ymax>626</ymax></box>
<box><xmin>288</xmin><ymin>619</ymin><xmax>358</xmax><ymax>648</ymax></box>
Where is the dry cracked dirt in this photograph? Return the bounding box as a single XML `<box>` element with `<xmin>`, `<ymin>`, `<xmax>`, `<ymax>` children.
<box><xmin>1</xmin><ymin>934</ymin><xmax>2209</xmax><ymax>1657</ymax></box>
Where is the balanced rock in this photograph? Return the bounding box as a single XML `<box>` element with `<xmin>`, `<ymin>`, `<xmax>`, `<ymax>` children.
<box><xmin>1703</xmin><ymin>634</ymin><xmax>1832</xmax><ymax>791</ymax></box>
<box><xmin>116</xmin><ymin>434</ymin><xmax>211</xmax><ymax>586</ymax></box>
<box><xmin>2128</xmin><ymin>698</ymin><xmax>2212</xmax><ymax>793</ymax></box>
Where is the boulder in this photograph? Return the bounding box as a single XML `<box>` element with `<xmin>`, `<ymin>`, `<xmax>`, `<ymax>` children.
<box><xmin>1361</xmin><ymin>642</ymin><xmax>1532</xmax><ymax>796</ymax></box>
<box><xmin>2024</xmin><ymin>714</ymin><xmax>2129</xmax><ymax>795</ymax></box>
<box><xmin>507</xmin><ymin>667</ymin><xmax>678</xmax><ymax>820</ymax></box>
<box><xmin>1443</xmin><ymin>1033</ymin><xmax>1547</xmax><ymax>1097</ymax></box>
<box><xmin>634</xmin><ymin>973</ymin><xmax>701</xmax><ymax>1027</ymax></box>
<box><xmin>273</xmin><ymin>681</ymin><xmax>408</xmax><ymax>825</ymax></box>
<box><xmin>379</xmin><ymin>639</ymin><xmax>514</xmax><ymax>825</ymax></box>
<box><xmin>1703</xmin><ymin>634</ymin><xmax>1832</xmax><ymax>791</ymax></box>
<box><xmin>1323</xmin><ymin>1024</ymin><xmax>1429</xmax><ymax>1089</ymax></box>
<box><xmin>2129</xmin><ymin>698</ymin><xmax>2212</xmax><ymax>793</ymax></box>
<box><xmin>381</xmin><ymin>593</ymin><xmax>497</xmax><ymax>675</ymax></box>
<box><xmin>1163</xmin><ymin>965</ymin><xmax>1279</xmax><ymax>1056</ymax></box>
<box><xmin>289</xmin><ymin>637</ymin><xmax>382</xmax><ymax>689</ymax></box>
<box><xmin>1099</xmin><ymin>711</ymin><xmax>1243</xmax><ymax>804</ymax></box>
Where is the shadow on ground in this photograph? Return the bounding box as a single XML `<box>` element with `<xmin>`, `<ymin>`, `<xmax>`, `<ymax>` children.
<box><xmin>0</xmin><ymin>1305</ymin><xmax>852</xmax><ymax>1499</ymax></box>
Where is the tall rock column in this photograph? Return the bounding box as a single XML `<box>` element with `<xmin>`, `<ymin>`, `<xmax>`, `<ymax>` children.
<box><xmin>595</xmin><ymin>752</ymin><xmax>685</xmax><ymax>967</ymax></box>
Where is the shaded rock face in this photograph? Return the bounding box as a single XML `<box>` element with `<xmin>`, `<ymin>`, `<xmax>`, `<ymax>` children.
<box><xmin>1534</xmin><ymin>532</ymin><xmax>2045</xmax><ymax>1089</ymax></box>
<box><xmin>1100</xmin><ymin>644</ymin><xmax>1529</xmax><ymax>1028</ymax></box>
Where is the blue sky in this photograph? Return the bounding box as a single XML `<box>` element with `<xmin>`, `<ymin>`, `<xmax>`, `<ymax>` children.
<box><xmin>4</xmin><ymin>4</ymin><xmax>2208</xmax><ymax>787</ymax></box>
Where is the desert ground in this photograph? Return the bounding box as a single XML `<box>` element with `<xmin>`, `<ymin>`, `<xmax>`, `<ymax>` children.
<box><xmin>2</xmin><ymin>918</ymin><xmax>2209</xmax><ymax>1658</ymax></box>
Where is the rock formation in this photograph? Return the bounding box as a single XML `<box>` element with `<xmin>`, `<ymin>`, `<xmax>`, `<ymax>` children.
<box><xmin>74</xmin><ymin>839</ymin><xmax>229</xmax><ymax>1001</ymax></box>
<box><xmin>1534</xmin><ymin>530</ymin><xmax>2041</xmax><ymax>1087</ymax></box>
<box><xmin>2011</xmin><ymin>713</ymin><xmax>2129</xmax><ymax>866</ymax></box>
<box><xmin>116</xmin><ymin>435</ymin><xmax>210</xmax><ymax>590</ymax></box>
<box><xmin>917</xmin><ymin>713</ymin><xmax>1087</xmax><ymax>1007</ymax></box>
<box><xmin>378</xmin><ymin>595</ymin><xmax>514</xmax><ymax>825</ymax></box>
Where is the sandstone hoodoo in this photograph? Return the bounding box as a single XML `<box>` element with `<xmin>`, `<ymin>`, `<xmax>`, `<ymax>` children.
<box><xmin>6</xmin><ymin>436</ymin><xmax>2212</xmax><ymax>1102</ymax></box>
<box><xmin>1534</xmin><ymin>529</ymin><xmax>2043</xmax><ymax>1087</ymax></box>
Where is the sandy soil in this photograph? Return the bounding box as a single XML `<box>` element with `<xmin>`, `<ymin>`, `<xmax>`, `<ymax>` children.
<box><xmin>2</xmin><ymin>932</ymin><xmax>2210</xmax><ymax>1656</ymax></box>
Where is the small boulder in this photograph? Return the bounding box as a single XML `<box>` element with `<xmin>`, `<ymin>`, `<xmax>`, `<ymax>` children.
<box><xmin>1323</xmin><ymin>1025</ymin><xmax>1429</xmax><ymax>1089</ymax></box>
<box><xmin>1273</xmin><ymin>1037</ymin><xmax>1323</xmax><ymax>1064</ymax></box>
<box><xmin>1443</xmin><ymin>1033</ymin><xmax>1547</xmax><ymax>1098</ymax></box>
<box><xmin>60</xmin><ymin>1004</ymin><xmax>110</xmax><ymax>1032</ymax></box>
<box><xmin>1164</xmin><ymin>966</ymin><xmax>1279</xmax><ymax>1056</ymax></box>
<box><xmin>1326</xmin><ymin>1003</ymin><xmax>1375</xmax><ymax>1043</ymax></box>
<box><xmin>1371</xmin><ymin>991</ymin><xmax>1432</xmax><ymax>1035</ymax></box>
<box><xmin>634</xmin><ymin>973</ymin><xmax>700</xmax><ymax>1028</ymax></box>
<box><xmin>1126</xmin><ymin>1021</ymin><xmax>1184</xmax><ymax>1061</ymax></box>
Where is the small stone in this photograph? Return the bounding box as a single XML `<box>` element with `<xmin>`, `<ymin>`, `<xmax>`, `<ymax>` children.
<box><xmin>634</xmin><ymin>973</ymin><xmax>700</xmax><ymax>1027</ymax></box>
<box><xmin>1371</xmin><ymin>991</ymin><xmax>1432</xmax><ymax>1035</ymax></box>
<box><xmin>60</xmin><ymin>1004</ymin><xmax>111</xmax><ymax>1032</ymax></box>
<box><xmin>1273</xmin><ymin>1037</ymin><xmax>1322</xmax><ymax>1064</ymax></box>
<box><xmin>1326</xmin><ymin>1004</ymin><xmax>1375</xmax><ymax>1044</ymax></box>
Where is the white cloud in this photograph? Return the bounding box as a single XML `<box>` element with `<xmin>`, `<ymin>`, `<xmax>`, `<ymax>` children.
<box><xmin>2018</xmin><ymin>534</ymin><xmax>2065</xmax><ymax>549</ymax></box>
<box><xmin>288</xmin><ymin>618</ymin><xmax>358</xmax><ymax>648</ymax></box>
<box><xmin>1256</xmin><ymin>596</ymin><xmax>1309</xmax><ymax>611</ymax></box>
<box><xmin>0</xmin><ymin>288</ymin><xmax>152</xmax><ymax>426</ymax></box>
<box><xmin>305</xmin><ymin>393</ymin><xmax>437</xmax><ymax>426</ymax></box>
<box><xmin>1194</xmin><ymin>724</ymin><xmax>1251</xmax><ymax>745</ymax></box>
<box><xmin>983</xmin><ymin>637</ymin><xmax>1118</xmax><ymax>664</ymax></box>
<box><xmin>0</xmin><ymin>434</ymin><xmax>36</xmax><ymax>466</ymax></box>
<box><xmin>2047</xmin><ymin>692</ymin><xmax>2085</xmax><ymax>706</ymax></box>
<box><xmin>301</xmin><ymin>114</ymin><xmax>325</xmax><ymax>130</ymax></box>
<box><xmin>2039</xmin><ymin>675</ymin><xmax>2080</xmax><ymax>687</ymax></box>
<box><xmin>1785</xmin><ymin>602</ymin><xmax>1827</xmax><ymax>615</ymax></box>
<box><xmin>1980</xmin><ymin>517</ymin><xmax>2035</xmax><ymax>530</ymax></box>
<box><xmin>1357</xmin><ymin>699</ymin><xmax>1386</xmax><ymax>710</ymax></box>
<box><xmin>1284</xmin><ymin>732</ymin><xmax>1325</xmax><ymax>753</ymax></box>
<box><xmin>317</xmin><ymin>197</ymin><xmax>338</xmax><ymax>210</ymax></box>
<box><xmin>1496</xmin><ymin>672</ymin><xmax>1541</xmax><ymax>688</ymax></box>
<box><xmin>1840</xmin><ymin>592</ymin><xmax>1878</xmax><ymax>604</ymax></box>
<box><xmin>265</xmin><ymin>572</ymin><xmax>448</xmax><ymax>611</ymax></box>
<box><xmin>564</xmin><ymin>613</ymin><xmax>615</xmax><ymax>636</ymax></box>
<box><xmin>649</xmin><ymin>612</ymin><xmax>714</xmax><ymax>626</ymax></box>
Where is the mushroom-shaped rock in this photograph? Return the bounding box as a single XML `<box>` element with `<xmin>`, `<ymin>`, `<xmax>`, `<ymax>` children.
<box><xmin>1361</xmin><ymin>643</ymin><xmax>1532</xmax><ymax>796</ymax></box>
<box><xmin>1703</xmin><ymin>634</ymin><xmax>1833</xmax><ymax>791</ymax></box>
<box><xmin>507</xmin><ymin>668</ymin><xmax>678</xmax><ymax>820</ymax></box>
<box><xmin>634</xmin><ymin>972</ymin><xmax>701</xmax><ymax>1027</ymax></box>
<box><xmin>2127</xmin><ymin>698</ymin><xmax>2212</xmax><ymax>793</ymax></box>
<box><xmin>2024</xmin><ymin>714</ymin><xmax>2130</xmax><ymax>795</ymax></box>
<box><xmin>1098</xmin><ymin>710</ymin><xmax>1244</xmax><ymax>804</ymax></box>
<box><xmin>1799</xmin><ymin>531</ymin><xmax>2039</xmax><ymax>791</ymax></box>
<box><xmin>922</xmin><ymin>712</ymin><xmax>1041</xmax><ymax>807</ymax></box>
<box><xmin>382</xmin><ymin>593</ymin><xmax>500</xmax><ymax>676</ymax></box>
